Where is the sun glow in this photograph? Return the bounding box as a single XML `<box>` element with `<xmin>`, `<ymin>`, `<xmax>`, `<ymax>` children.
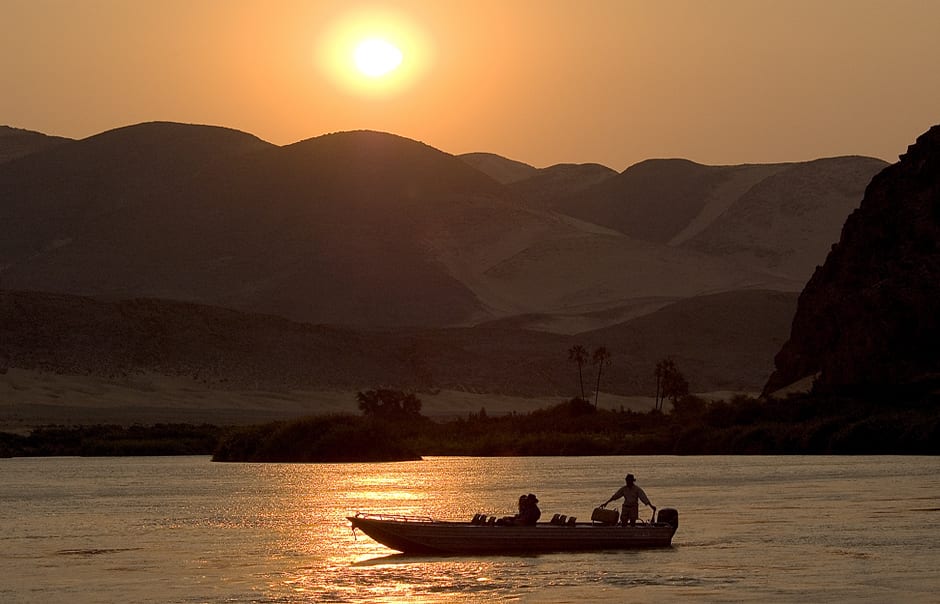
<box><xmin>353</xmin><ymin>38</ymin><xmax>402</xmax><ymax>77</ymax></box>
<box><xmin>317</xmin><ymin>9</ymin><xmax>431</xmax><ymax>96</ymax></box>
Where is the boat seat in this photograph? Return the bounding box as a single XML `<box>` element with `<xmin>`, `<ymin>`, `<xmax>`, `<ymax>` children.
<box><xmin>567</xmin><ymin>516</ymin><xmax>577</xmax><ymax>525</ymax></box>
<box><xmin>487</xmin><ymin>516</ymin><xmax>497</xmax><ymax>525</ymax></box>
<box><xmin>558</xmin><ymin>515</ymin><xmax>567</xmax><ymax>524</ymax></box>
<box><xmin>550</xmin><ymin>513</ymin><xmax>562</xmax><ymax>524</ymax></box>
<box><xmin>471</xmin><ymin>513</ymin><xmax>484</xmax><ymax>524</ymax></box>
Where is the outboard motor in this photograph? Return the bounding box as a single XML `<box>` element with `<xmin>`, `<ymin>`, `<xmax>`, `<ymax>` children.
<box><xmin>657</xmin><ymin>508</ymin><xmax>679</xmax><ymax>529</ymax></box>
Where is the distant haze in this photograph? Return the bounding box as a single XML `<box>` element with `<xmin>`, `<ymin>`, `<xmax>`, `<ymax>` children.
<box><xmin>2</xmin><ymin>1</ymin><xmax>939</xmax><ymax>170</ymax></box>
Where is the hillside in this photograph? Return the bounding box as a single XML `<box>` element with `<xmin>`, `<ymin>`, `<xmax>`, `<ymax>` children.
<box><xmin>0</xmin><ymin>121</ymin><xmax>277</xmax><ymax>306</ymax></box>
<box><xmin>508</xmin><ymin>162</ymin><xmax>617</xmax><ymax>207</ymax></box>
<box><xmin>585</xmin><ymin>289</ymin><xmax>799</xmax><ymax>394</ymax></box>
<box><xmin>458</xmin><ymin>152</ymin><xmax>539</xmax><ymax>183</ymax></box>
<box><xmin>683</xmin><ymin>156</ymin><xmax>890</xmax><ymax>282</ymax></box>
<box><xmin>555</xmin><ymin>159</ymin><xmax>752</xmax><ymax>243</ymax></box>
<box><xmin>0</xmin><ymin>125</ymin><xmax>72</xmax><ymax>163</ymax></box>
<box><xmin>550</xmin><ymin>156</ymin><xmax>888</xmax><ymax>284</ymax></box>
<box><xmin>1</xmin><ymin>287</ymin><xmax>797</xmax><ymax>426</ymax></box>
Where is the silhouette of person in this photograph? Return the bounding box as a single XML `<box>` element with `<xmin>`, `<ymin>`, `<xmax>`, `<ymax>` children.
<box><xmin>520</xmin><ymin>493</ymin><xmax>541</xmax><ymax>525</ymax></box>
<box><xmin>600</xmin><ymin>473</ymin><xmax>655</xmax><ymax>526</ymax></box>
<box><xmin>516</xmin><ymin>494</ymin><xmax>528</xmax><ymax>519</ymax></box>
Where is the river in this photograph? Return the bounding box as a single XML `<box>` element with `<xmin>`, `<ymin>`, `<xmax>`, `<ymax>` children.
<box><xmin>1</xmin><ymin>455</ymin><xmax>937</xmax><ymax>602</ymax></box>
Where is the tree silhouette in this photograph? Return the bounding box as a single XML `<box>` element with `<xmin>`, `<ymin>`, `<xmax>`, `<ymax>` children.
<box><xmin>591</xmin><ymin>346</ymin><xmax>611</xmax><ymax>409</ymax></box>
<box><xmin>654</xmin><ymin>359</ymin><xmax>672</xmax><ymax>411</ymax></box>
<box><xmin>567</xmin><ymin>345</ymin><xmax>588</xmax><ymax>399</ymax></box>
<box><xmin>664</xmin><ymin>370</ymin><xmax>689</xmax><ymax>405</ymax></box>
<box><xmin>654</xmin><ymin>358</ymin><xmax>689</xmax><ymax>411</ymax></box>
<box><xmin>357</xmin><ymin>389</ymin><xmax>423</xmax><ymax>419</ymax></box>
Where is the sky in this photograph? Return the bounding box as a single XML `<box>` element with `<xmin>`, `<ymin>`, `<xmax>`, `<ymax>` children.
<box><xmin>3</xmin><ymin>0</ymin><xmax>939</xmax><ymax>170</ymax></box>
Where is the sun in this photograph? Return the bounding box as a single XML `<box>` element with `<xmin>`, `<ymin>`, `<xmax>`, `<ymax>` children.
<box><xmin>353</xmin><ymin>38</ymin><xmax>403</xmax><ymax>78</ymax></box>
<box><xmin>317</xmin><ymin>9</ymin><xmax>431</xmax><ymax>96</ymax></box>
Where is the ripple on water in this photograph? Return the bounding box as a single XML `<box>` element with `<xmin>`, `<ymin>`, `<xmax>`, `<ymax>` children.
<box><xmin>55</xmin><ymin>548</ymin><xmax>143</xmax><ymax>557</ymax></box>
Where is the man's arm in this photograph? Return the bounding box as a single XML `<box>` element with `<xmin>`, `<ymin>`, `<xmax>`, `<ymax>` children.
<box><xmin>600</xmin><ymin>486</ymin><xmax>623</xmax><ymax>506</ymax></box>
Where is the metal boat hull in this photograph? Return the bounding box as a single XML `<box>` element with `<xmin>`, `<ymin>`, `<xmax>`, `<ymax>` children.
<box><xmin>348</xmin><ymin>515</ymin><xmax>677</xmax><ymax>554</ymax></box>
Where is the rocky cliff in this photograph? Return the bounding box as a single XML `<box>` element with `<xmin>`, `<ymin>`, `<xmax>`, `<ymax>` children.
<box><xmin>764</xmin><ymin>125</ymin><xmax>940</xmax><ymax>396</ymax></box>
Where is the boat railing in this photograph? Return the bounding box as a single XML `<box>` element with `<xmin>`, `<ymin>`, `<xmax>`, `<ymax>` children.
<box><xmin>352</xmin><ymin>512</ymin><xmax>435</xmax><ymax>523</ymax></box>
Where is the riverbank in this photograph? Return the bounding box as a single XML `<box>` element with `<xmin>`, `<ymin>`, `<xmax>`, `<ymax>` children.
<box><xmin>3</xmin><ymin>393</ymin><xmax>937</xmax><ymax>459</ymax></box>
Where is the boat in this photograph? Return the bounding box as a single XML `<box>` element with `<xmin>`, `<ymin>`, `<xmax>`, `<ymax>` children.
<box><xmin>347</xmin><ymin>508</ymin><xmax>679</xmax><ymax>554</ymax></box>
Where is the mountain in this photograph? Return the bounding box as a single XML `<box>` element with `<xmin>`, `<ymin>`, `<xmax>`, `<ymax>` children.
<box><xmin>552</xmin><ymin>158</ymin><xmax>748</xmax><ymax>242</ymax></box>
<box><xmin>458</xmin><ymin>152</ymin><xmax>538</xmax><ymax>183</ymax></box>
<box><xmin>0</xmin><ymin>122</ymin><xmax>273</xmax><ymax>266</ymax></box>
<box><xmin>459</xmin><ymin>152</ymin><xmax>618</xmax><ymax>207</ymax></box>
<box><xmin>0</xmin><ymin>126</ymin><xmax>507</xmax><ymax>326</ymax></box>
<box><xmin>0</xmin><ymin>122</ymin><xmax>830</xmax><ymax>330</ymax></box>
<box><xmin>179</xmin><ymin>129</ymin><xmax>517</xmax><ymax>326</ymax></box>
<box><xmin>549</xmin><ymin>157</ymin><xmax>888</xmax><ymax>284</ymax></box>
<box><xmin>187</xmin><ymin>142</ymin><xmax>790</xmax><ymax>326</ymax></box>
<box><xmin>764</xmin><ymin>125</ymin><xmax>940</xmax><ymax>396</ymax></box>
<box><xmin>508</xmin><ymin>163</ymin><xmax>617</xmax><ymax>207</ymax></box>
<box><xmin>682</xmin><ymin>156</ymin><xmax>891</xmax><ymax>282</ymax></box>
<box><xmin>0</xmin><ymin>126</ymin><xmax>72</xmax><ymax>163</ymax></box>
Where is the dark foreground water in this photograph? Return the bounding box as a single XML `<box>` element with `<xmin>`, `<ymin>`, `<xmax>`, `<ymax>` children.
<box><xmin>1</xmin><ymin>455</ymin><xmax>938</xmax><ymax>602</ymax></box>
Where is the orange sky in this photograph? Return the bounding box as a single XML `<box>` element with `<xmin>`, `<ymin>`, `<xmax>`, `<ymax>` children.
<box><xmin>3</xmin><ymin>0</ymin><xmax>939</xmax><ymax>170</ymax></box>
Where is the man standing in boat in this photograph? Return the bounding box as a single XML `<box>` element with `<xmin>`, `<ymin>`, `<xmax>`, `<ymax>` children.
<box><xmin>600</xmin><ymin>473</ymin><xmax>656</xmax><ymax>527</ymax></box>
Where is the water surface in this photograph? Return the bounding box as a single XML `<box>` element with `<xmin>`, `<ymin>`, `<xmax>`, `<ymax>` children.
<box><xmin>1</xmin><ymin>455</ymin><xmax>937</xmax><ymax>602</ymax></box>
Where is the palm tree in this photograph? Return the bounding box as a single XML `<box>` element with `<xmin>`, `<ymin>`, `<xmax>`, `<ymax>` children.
<box><xmin>654</xmin><ymin>359</ymin><xmax>671</xmax><ymax>411</ymax></box>
<box><xmin>567</xmin><ymin>345</ymin><xmax>588</xmax><ymax>400</ymax></box>
<box><xmin>591</xmin><ymin>346</ymin><xmax>612</xmax><ymax>409</ymax></box>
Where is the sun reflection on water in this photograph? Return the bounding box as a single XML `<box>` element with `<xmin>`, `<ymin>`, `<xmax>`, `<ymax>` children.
<box><xmin>244</xmin><ymin>458</ymin><xmax>541</xmax><ymax>601</ymax></box>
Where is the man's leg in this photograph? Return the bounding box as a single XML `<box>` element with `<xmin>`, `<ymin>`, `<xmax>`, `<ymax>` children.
<box><xmin>624</xmin><ymin>505</ymin><xmax>639</xmax><ymax>527</ymax></box>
